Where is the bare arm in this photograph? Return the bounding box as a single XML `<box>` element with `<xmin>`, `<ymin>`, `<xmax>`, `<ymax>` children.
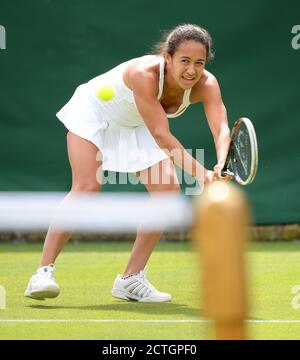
<box><xmin>131</xmin><ymin>70</ymin><xmax>208</xmax><ymax>182</ymax></box>
<box><xmin>202</xmin><ymin>75</ymin><xmax>231</xmax><ymax>176</ymax></box>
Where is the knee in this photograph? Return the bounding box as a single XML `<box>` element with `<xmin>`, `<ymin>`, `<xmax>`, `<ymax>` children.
<box><xmin>154</xmin><ymin>179</ymin><xmax>181</xmax><ymax>193</ymax></box>
<box><xmin>163</xmin><ymin>183</ymin><xmax>181</xmax><ymax>193</ymax></box>
<box><xmin>146</xmin><ymin>171</ymin><xmax>181</xmax><ymax>193</ymax></box>
<box><xmin>71</xmin><ymin>181</ymin><xmax>100</xmax><ymax>193</ymax></box>
<box><xmin>163</xmin><ymin>172</ymin><xmax>181</xmax><ymax>192</ymax></box>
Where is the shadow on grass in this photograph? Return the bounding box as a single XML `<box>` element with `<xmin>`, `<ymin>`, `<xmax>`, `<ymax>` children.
<box><xmin>2</xmin><ymin>241</ymin><xmax>300</xmax><ymax>253</ymax></box>
<box><xmin>28</xmin><ymin>302</ymin><xmax>200</xmax><ymax>317</ymax></box>
<box><xmin>27</xmin><ymin>304</ymin><xmax>263</xmax><ymax>320</ymax></box>
<box><xmin>248</xmin><ymin>241</ymin><xmax>300</xmax><ymax>252</ymax></box>
<box><xmin>0</xmin><ymin>241</ymin><xmax>192</xmax><ymax>253</ymax></box>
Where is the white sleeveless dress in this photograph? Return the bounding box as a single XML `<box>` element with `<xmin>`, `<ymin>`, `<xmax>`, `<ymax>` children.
<box><xmin>56</xmin><ymin>57</ymin><xmax>191</xmax><ymax>172</ymax></box>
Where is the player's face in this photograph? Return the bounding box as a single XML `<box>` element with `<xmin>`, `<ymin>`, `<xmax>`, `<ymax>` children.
<box><xmin>166</xmin><ymin>40</ymin><xmax>207</xmax><ymax>89</ymax></box>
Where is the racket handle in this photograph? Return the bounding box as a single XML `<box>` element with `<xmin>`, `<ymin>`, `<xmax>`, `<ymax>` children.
<box><xmin>220</xmin><ymin>169</ymin><xmax>234</xmax><ymax>178</ymax></box>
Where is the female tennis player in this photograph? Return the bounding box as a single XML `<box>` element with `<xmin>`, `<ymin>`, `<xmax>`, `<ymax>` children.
<box><xmin>25</xmin><ymin>24</ymin><xmax>232</xmax><ymax>302</ymax></box>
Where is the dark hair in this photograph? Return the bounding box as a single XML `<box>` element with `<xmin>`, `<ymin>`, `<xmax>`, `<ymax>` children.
<box><xmin>153</xmin><ymin>24</ymin><xmax>214</xmax><ymax>62</ymax></box>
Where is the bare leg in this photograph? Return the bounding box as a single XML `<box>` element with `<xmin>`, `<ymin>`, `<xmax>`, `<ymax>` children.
<box><xmin>123</xmin><ymin>158</ymin><xmax>180</xmax><ymax>276</ymax></box>
<box><xmin>40</xmin><ymin>132</ymin><xmax>102</xmax><ymax>266</ymax></box>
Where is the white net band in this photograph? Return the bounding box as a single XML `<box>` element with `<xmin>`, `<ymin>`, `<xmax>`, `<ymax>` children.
<box><xmin>0</xmin><ymin>192</ymin><xmax>193</xmax><ymax>233</ymax></box>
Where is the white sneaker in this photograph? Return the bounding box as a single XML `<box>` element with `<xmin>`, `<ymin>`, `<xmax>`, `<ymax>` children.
<box><xmin>112</xmin><ymin>268</ymin><xmax>171</xmax><ymax>302</ymax></box>
<box><xmin>24</xmin><ymin>265</ymin><xmax>60</xmax><ymax>300</ymax></box>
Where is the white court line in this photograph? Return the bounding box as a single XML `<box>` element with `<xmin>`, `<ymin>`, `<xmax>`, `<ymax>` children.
<box><xmin>0</xmin><ymin>319</ymin><xmax>300</xmax><ymax>324</ymax></box>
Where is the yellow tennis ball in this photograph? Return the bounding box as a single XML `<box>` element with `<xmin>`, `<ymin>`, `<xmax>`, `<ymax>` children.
<box><xmin>97</xmin><ymin>84</ymin><xmax>115</xmax><ymax>101</ymax></box>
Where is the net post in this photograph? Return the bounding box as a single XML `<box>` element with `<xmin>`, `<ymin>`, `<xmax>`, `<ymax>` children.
<box><xmin>192</xmin><ymin>181</ymin><xmax>249</xmax><ymax>340</ymax></box>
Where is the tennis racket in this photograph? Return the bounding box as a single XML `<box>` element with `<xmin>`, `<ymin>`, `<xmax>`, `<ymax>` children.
<box><xmin>220</xmin><ymin>117</ymin><xmax>258</xmax><ymax>185</ymax></box>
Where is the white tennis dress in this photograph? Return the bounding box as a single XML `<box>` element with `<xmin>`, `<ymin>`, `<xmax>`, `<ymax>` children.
<box><xmin>56</xmin><ymin>57</ymin><xmax>191</xmax><ymax>172</ymax></box>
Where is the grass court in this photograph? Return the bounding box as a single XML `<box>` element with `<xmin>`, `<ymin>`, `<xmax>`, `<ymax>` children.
<box><xmin>0</xmin><ymin>241</ymin><xmax>300</xmax><ymax>340</ymax></box>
